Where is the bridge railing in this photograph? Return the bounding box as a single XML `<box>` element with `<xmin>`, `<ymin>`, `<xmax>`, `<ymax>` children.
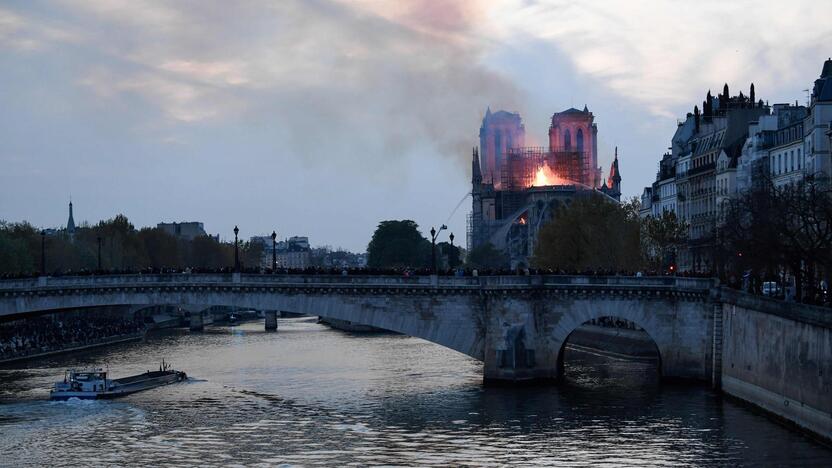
<box><xmin>0</xmin><ymin>273</ymin><xmax>715</xmax><ymax>291</ymax></box>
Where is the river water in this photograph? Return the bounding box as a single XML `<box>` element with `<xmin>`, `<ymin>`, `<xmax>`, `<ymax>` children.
<box><xmin>1</xmin><ymin>317</ymin><xmax>830</xmax><ymax>467</ymax></box>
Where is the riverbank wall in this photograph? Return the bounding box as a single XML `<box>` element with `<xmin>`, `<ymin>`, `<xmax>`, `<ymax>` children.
<box><xmin>719</xmin><ymin>288</ymin><xmax>832</xmax><ymax>443</ymax></box>
<box><xmin>0</xmin><ymin>332</ymin><xmax>145</xmax><ymax>365</ymax></box>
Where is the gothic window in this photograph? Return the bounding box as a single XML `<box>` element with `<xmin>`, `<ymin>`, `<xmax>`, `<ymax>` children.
<box><xmin>576</xmin><ymin>128</ymin><xmax>584</xmax><ymax>152</ymax></box>
<box><xmin>564</xmin><ymin>129</ymin><xmax>572</xmax><ymax>150</ymax></box>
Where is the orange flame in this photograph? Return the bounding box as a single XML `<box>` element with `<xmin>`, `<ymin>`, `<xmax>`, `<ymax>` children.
<box><xmin>532</xmin><ymin>165</ymin><xmax>564</xmax><ymax>187</ymax></box>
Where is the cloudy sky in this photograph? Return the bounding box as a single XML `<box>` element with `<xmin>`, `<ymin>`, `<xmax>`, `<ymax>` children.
<box><xmin>1</xmin><ymin>0</ymin><xmax>830</xmax><ymax>251</ymax></box>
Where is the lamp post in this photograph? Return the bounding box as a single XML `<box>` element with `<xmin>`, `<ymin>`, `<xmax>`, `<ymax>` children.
<box><xmin>430</xmin><ymin>224</ymin><xmax>447</xmax><ymax>274</ymax></box>
<box><xmin>40</xmin><ymin>230</ymin><xmax>46</xmax><ymax>275</ymax></box>
<box><xmin>449</xmin><ymin>232</ymin><xmax>455</xmax><ymax>268</ymax></box>
<box><xmin>96</xmin><ymin>236</ymin><xmax>102</xmax><ymax>271</ymax></box>
<box><xmin>271</xmin><ymin>230</ymin><xmax>277</xmax><ymax>273</ymax></box>
<box><xmin>233</xmin><ymin>225</ymin><xmax>240</xmax><ymax>272</ymax></box>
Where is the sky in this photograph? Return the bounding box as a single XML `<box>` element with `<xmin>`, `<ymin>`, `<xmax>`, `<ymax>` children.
<box><xmin>1</xmin><ymin>0</ymin><xmax>831</xmax><ymax>251</ymax></box>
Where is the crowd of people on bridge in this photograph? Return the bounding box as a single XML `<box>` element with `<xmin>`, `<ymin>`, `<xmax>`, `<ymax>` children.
<box><xmin>0</xmin><ymin>265</ymin><xmax>716</xmax><ymax>279</ymax></box>
<box><xmin>0</xmin><ymin>311</ymin><xmax>145</xmax><ymax>361</ymax></box>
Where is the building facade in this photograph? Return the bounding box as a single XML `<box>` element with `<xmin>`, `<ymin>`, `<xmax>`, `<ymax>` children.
<box><xmin>157</xmin><ymin>222</ymin><xmax>208</xmax><ymax>241</ymax></box>
<box><xmin>639</xmin><ymin>58</ymin><xmax>832</xmax><ymax>273</ymax></box>
<box><xmin>277</xmin><ymin>236</ymin><xmax>311</xmax><ymax>269</ymax></box>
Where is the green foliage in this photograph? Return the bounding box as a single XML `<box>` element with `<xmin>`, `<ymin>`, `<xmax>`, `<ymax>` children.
<box><xmin>366</xmin><ymin>220</ymin><xmax>430</xmax><ymax>268</ymax></box>
<box><xmin>137</xmin><ymin>228</ymin><xmax>183</xmax><ymax>268</ymax></box>
<box><xmin>241</xmin><ymin>240</ymin><xmax>265</xmax><ymax>270</ymax></box>
<box><xmin>532</xmin><ymin>193</ymin><xmax>642</xmax><ymax>271</ymax></box>
<box><xmin>466</xmin><ymin>242</ymin><xmax>508</xmax><ymax>269</ymax></box>
<box><xmin>0</xmin><ymin>230</ymin><xmax>34</xmax><ymax>274</ymax></box>
<box><xmin>187</xmin><ymin>235</ymin><xmax>233</xmax><ymax>269</ymax></box>
<box><xmin>642</xmin><ymin>210</ymin><xmax>687</xmax><ymax>269</ymax></box>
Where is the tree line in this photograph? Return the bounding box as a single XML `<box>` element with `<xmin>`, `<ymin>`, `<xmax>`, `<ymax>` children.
<box><xmin>364</xmin><ymin>196</ymin><xmax>687</xmax><ymax>273</ymax></box>
<box><xmin>0</xmin><ymin>214</ymin><xmax>263</xmax><ymax>275</ymax></box>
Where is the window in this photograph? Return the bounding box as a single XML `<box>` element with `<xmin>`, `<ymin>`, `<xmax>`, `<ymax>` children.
<box><xmin>576</xmin><ymin>128</ymin><xmax>584</xmax><ymax>152</ymax></box>
<box><xmin>791</xmin><ymin>151</ymin><xmax>794</xmax><ymax>171</ymax></box>
<box><xmin>564</xmin><ymin>129</ymin><xmax>571</xmax><ymax>150</ymax></box>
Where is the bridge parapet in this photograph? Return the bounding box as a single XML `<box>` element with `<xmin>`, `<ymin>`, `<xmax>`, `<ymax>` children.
<box><xmin>0</xmin><ymin>274</ymin><xmax>715</xmax><ymax>292</ymax></box>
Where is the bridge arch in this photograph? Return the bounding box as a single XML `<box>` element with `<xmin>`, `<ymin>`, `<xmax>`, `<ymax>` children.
<box><xmin>555</xmin><ymin>314</ymin><xmax>662</xmax><ymax>380</ymax></box>
<box><xmin>544</xmin><ymin>295</ymin><xmax>709</xmax><ymax>381</ymax></box>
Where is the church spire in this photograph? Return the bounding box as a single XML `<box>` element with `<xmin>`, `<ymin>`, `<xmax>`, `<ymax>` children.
<box><xmin>607</xmin><ymin>147</ymin><xmax>621</xmax><ymax>194</ymax></box>
<box><xmin>66</xmin><ymin>199</ymin><xmax>76</xmax><ymax>241</ymax></box>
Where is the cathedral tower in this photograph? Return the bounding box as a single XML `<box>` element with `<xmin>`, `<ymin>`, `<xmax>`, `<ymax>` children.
<box><xmin>479</xmin><ymin>108</ymin><xmax>525</xmax><ymax>189</ymax></box>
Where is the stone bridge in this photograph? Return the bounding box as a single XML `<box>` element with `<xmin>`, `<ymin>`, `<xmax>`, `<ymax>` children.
<box><xmin>0</xmin><ymin>273</ymin><xmax>716</xmax><ymax>383</ymax></box>
<box><xmin>4</xmin><ymin>273</ymin><xmax>830</xmax><ymax>440</ymax></box>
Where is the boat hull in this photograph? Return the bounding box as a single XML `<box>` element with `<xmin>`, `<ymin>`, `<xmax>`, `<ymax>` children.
<box><xmin>50</xmin><ymin>370</ymin><xmax>186</xmax><ymax>401</ymax></box>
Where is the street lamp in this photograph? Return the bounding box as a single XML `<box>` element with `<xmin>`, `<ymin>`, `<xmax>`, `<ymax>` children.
<box><xmin>271</xmin><ymin>230</ymin><xmax>277</xmax><ymax>273</ymax></box>
<box><xmin>96</xmin><ymin>236</ymin><xmax>103</xmax><ymax>271</ymax></box>
<box><xmin>449</xmin><ymin>232</ymin><xmax>455</xmax><ymax>268</ymax></box>
<box><xmin>430</xmin><ymin>224</ymin><xmax>447</xmax><ymax>274</ymax></box>
<box><xmin>233</xmin><ymin>225</ymin><xmax>240</xmax><ymax>272</ymax></box>
<box><xmin>40</xmin><ymin>230</ymin><xmax>46</xmax><ymax>275</ymax></box>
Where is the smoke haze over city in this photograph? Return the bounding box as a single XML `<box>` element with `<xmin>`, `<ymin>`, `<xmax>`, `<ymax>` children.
<box><xmin>1</xmin><ymin>0</ymin><xmax>830</xmax><ymax>250</ymax></box>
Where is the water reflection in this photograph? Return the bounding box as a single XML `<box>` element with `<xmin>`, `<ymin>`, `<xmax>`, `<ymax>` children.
<box><xmin>0</xmin><ymin>317</ymin><xmax>829</xmax><ymax>466</ymax></box>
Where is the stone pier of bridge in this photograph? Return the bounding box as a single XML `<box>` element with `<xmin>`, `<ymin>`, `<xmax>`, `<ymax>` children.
<box><xmin>265</xmin><ymin>310</ymin><xmax>278</xmax><ymax>331</ymax></box>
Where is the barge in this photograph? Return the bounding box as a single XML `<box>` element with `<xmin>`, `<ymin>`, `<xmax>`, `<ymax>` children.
<box><xmin>50</xmin><ymin>362</ymin><xmax>186</xmax><ymax>400</ymax></box>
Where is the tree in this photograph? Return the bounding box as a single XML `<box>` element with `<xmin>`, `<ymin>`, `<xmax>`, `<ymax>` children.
<box><xmin>533</xmin><ymin>193</ymin><xmax>642</xmax><ymax>271</ymax></box>
<box><xmin>367</xmin><ymin>220</ymin><xmax>430</xmax><ymax>268</ymax></box>
<box><xmin>722</xmin><ymin>178</ymin><xmax>832</xmax><ymax>301</ymax></box>
<box><xmin>642</xmin><ymin>211</ymin><xmax>688</xmax><ymax>271</ymax></box>
<box><xmin>188</xmin><ymin>235</ymin><xmax>233</xmax><ymax>269</ymax></box>
<box><xmin>466</xmin><ymin>242</ymin><xmax>508</xmax><ymax>269</ymax></box>
<box><xmin>0</xmin><ymin>230</ymin><xmax>34</xmax><ymax>274</ymax></box>
<box><xmin>137</xmin><ymin>228</ymin><xmax>182</xmax><ymax>268</ymax></box>
<box><xmin>241</xmin><ymin>240</ymin><xmax>265</xmax><ymax>270</ymax></box>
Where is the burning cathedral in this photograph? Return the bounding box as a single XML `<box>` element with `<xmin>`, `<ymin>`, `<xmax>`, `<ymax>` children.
<box><xmin>467</xmin><ymin>106</ymin><xmax>622</xmax><ymax>268</ymax></box>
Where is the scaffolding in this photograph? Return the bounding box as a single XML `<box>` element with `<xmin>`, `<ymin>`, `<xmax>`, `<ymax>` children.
<box><xmin>502</xmin><ymin>146</ymin><xmax>595</xmax><ymax>191</ymax></box>
<box><xmin>502</xmin><ymin>147</ymin><xmax>547</xmax><ymax>191</ymax></box>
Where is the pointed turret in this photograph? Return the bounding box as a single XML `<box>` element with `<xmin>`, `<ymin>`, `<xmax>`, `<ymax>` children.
<box><xmin>749</xmin><ymin>83</ymin><xmax>755</xmax><ymax>104</ymax></box>
<box><xmin>472</xmin><ymin>147</ymin><xmax>482</xmax><ymax>187</ymax></box>
<box><xmin>583</xmin><ymin>104</ymin><xmax>588</xmax><ymax>112</ymax></box>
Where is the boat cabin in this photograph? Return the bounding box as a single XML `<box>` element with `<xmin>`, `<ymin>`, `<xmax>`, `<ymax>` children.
<box><xmin>56</xmin><ymin>368</ymin><xmax>109</xmax><ymax>392</ymax></box>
